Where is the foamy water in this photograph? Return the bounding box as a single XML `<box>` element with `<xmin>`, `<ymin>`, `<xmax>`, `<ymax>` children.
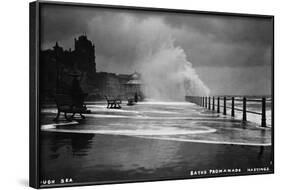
<box><xmin>41</xmin><ymin>101</ymin><xmax>271</xmax><ymax>146</ymax></box>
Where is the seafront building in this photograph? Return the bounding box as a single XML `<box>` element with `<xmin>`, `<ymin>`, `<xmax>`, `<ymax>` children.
<box><xmin>40</xmin><ymin>34</ymin><xmax>143</xmax><ymax>101</ymax></box>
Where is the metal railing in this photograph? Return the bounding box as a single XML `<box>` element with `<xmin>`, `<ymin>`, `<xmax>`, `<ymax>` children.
<box><xmin>185</xmin><ymin>96</ymin><xmax>270</xmax><ymax>127</ymax></box>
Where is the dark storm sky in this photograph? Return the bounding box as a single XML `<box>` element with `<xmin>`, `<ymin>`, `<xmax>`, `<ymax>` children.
<box><xmin>40</xmin><ymin>4</ymin><xmax>273</xmax><ymax>96</ymax></box>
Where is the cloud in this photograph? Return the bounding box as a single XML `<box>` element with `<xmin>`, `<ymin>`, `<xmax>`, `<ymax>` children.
<box><xmin>41</xmin><ymin>4</ymin><xmax>272</xmax><ymax>68</ymax></box>
<box><xmin>40</xmin><ymin>4</ymin><xmax>273</xmax><ymax>95</ymax></box>
<box><xmin>40</xmin><ymin>4</ymin><xmax>93</xmax><ymax>47</ymax></box>
<box><xmin>163</xmin><ymin>13</ymin><xmax>273</xmax><ymax>46</ymax></box>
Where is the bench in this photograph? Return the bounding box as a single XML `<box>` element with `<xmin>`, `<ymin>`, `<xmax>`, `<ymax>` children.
<box><xmin>104</xmin><ymin>96</ymin><xmax>122</xmax><ymax>109</ymax></box>
<box><xmin>53</xmin><ymin>94</ymin><xmax>90</xmax><ymax>121</ymax></box>
<box><xmin>127</xmin><ymin>97</ymin><xmax>135</xmax><ymax>106</ymax></box>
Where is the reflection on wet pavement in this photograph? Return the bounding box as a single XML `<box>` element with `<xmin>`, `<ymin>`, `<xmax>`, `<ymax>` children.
<box><xmin>41</xmin><ymin>101</ymin><xmax>271</xmax><ymax>146</ymax></box>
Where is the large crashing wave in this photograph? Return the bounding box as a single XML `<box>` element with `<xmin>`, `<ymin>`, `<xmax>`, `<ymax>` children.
<box><xmin>137</xmin><ymin>37</ymin><xmax>210</xmax><ymax>101</ymax></box>
<box><xmin>88</xmin><ymin>15</ymin><xmax>210</xmax><ymax>100</ymax></box>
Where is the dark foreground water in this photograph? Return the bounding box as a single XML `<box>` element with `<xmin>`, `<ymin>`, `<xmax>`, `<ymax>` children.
<box><xmin>39</xmin><ymin>101</ymin><xmax>273</xmax><ymax>187</ymax></box>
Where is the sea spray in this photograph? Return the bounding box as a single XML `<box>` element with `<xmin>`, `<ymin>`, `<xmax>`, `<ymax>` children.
<box><xmin>89</xmin><ymin>15</ymin><xmax>210</xmax><ymax>100</ymax></box>
<box><xmin>136</xmin><ymin>35</ymin><xmax>210</xmax><ymax>101</ymax></box>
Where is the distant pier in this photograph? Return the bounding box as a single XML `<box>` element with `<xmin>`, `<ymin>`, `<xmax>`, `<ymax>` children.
<box><xmin>185</xmin><ymin>96</ymin><xmax>271</xmax><ymax>128</ymax></box>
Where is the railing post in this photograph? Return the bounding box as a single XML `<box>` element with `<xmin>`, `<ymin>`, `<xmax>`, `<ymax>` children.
<box><xmin>212</xmin><ymin>96</ymin><xmax>215</xmax><ymax>111</ymax></box>
<box><xmin>208</xmin><ymin>96</ymin><xmax>211</xmax><ymax>110</ymax></box>
<box><xmin>217</xmin><ymin>97</ymin><xmax>220</xmax><ymax>113</ymax></box>
<box><xmin>203</xmin><ymin>96</ymin><xmax>204</xmax><ymax>107</ymax></box>
<box><xmin>223</xmin><ymin>96</ymin><xmax>226</xmax><ymax>115</ymax></box>
<box><xmin>231</xmin><ymin>97</ymin><xmax>235</xmax><ymax>117</ymax></box>
<box><xmin>242</xmin><ymin>97</ymin><xmax>247</xmax><ymax>121</ymax></box>
<box><xmin>205</xmin><ymin>96</ymin><xmax>207</xmax><ymax>108</ymax></box>
<box><xmin>261</xmin><ymin>97</ymin><xmax>266</xmax><ymax>127</ymax></box>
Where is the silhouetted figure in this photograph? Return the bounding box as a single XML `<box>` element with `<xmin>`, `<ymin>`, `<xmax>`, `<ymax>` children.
<box><xmin>71</xmin><ymin>77</ymin><xmax>85</xmax><ymax>108</ymax></box>
<box><xmin>69</xmin><ymin>76</ymin><xmax>88</xmax><ymax>119</ymax></box>
<box><xmin>134</xmin><ymin>92</ymin><xmax>138</xmax><ymax>102</ymax></box>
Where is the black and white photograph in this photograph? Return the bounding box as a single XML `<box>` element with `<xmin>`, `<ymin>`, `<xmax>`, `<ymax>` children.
<box><xmin>29</xmin><ymin>1</ymin><xmax>273</xmax><ymax>188</ymax></box>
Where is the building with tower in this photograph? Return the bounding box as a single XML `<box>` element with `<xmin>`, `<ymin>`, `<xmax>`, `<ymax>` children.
<box><xmin>40</xmin><ymin>34</ymin><xmax>143</xmax><ymax>102</ymax></box>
